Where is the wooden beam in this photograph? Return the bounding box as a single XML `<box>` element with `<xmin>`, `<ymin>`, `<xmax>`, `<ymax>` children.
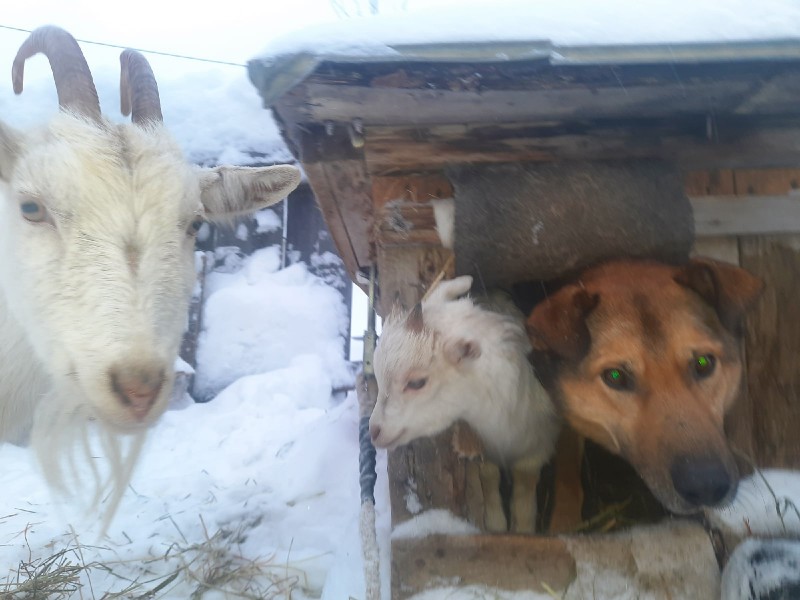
<box><xmin>691</xmin><ymin>195</ymin><xmax>800</xmax><ymax>237</ymax></box>
<box><xmin>303</xmin><ymin>160</ymin><xmax>374</xmax><ymax>276</ymax></box>
<box><xmin>392</xmin><ymin>535</ymin><xmax>576</xmax><ymax>598</ymax></box>
<box><xmin>740</xmin><ymin>235</ymin><xmax>800</xmax><ymax>468</ymax></box>
<box><xmin>280</xmin><ymin>60</ymin><xmax>800</xmax><ymax>128</ymax></box>
<box><xmin>362</xmin><ymin>117</ymin><xmax>800</xmax><ymax>173</ymax></box>
<box><xmin>391</xmin><ymin>521</ymin><xmax>719</xmax><ymax>599</ymax></box>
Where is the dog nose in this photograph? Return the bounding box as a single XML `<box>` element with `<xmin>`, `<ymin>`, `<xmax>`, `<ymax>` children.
<box><xmin>670</xmin><ymin>455</ymin><xmax>733</xmax><ymax>507</ymax></box>
<box><xmin>110</xmin><ymin>365</ymin><xmax>165</xmax><ymax>419</ymax></box>
<box><xmin>369</xmin><ymin>423</ymin><xmax>381</xmax><ymax>443</ymax></box>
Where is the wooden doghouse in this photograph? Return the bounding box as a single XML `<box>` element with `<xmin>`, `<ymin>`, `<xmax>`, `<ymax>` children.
<box><xmin>249</xmin><ymin>39</ymin><xmax>800</xmax><ymax>597</ymax></box>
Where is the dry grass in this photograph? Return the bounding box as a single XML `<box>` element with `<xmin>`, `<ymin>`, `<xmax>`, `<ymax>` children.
<box><xmin>1</xmin><ymin>517</ymin><xmax>307</xmax><ymax>600</ymax></box>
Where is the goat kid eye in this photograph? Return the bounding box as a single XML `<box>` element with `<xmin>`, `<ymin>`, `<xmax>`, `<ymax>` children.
<box><xmin>404</xmin><ymin>377</ymin><xmax>428</xmax><ymax>391</ymax></box>
<box><xmin>692</xmin><ymin>354</ymin><xmax>716</xmax><ymax>379</ymax></box>
<box><xmin>187</xmin><ymin>217</ymin><xmax>204</xmax><ymax>236</ymax></box>
<box><xmin>601</xmin><ymin>367</ymin><xmax>634</xmax><ymax>391</ymax></box>
<box><xmin>20</xmin><ymin>200</ymin><xmax>50</xmax><ymax>224</ymax></box>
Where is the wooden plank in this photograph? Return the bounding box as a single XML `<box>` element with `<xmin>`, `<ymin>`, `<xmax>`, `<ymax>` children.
<box><xmin>391</xmin><ymin>521</ymin><xmax>718</xmax><ymax>599</ymax></box>
<box><xmin>685</xmin><ymin>170</ymin><xmax>736</xmax><ymax>196</ymax></box>
<box><xmin>372</xmin><ymin>174</ymin><xmax>454</xmax><ymax>210</ymax></box>
<box><xmin>691</xmin><ymin>195</ymin><xmax>800</xmax><ymax>237</ymax></box>
<box><xmin>303</xmin><ymin>163</ymin><xmax>362</xmax><ymax>282</ymax></box>
<box><xmin>303</xmin><ymin>159</ymin><xmax>374</xmax><ymax>271</ymax></box>
<box><xmin>734</xmin><ymin>168</ymin><xmax>800</xmax><ymax>195</ymax></box>
<box><xmin>376</xmin><ymin>245</ymin><xmax>453</xmax><ymax>317</ymax></box>
<box><xmin>377</xmin><ymin>202</ymin><xmax>441</xmax><ymax>247</ymax></box>
<box><xmin>287</xmin><ymin>58</ymin><xmax>800</xmax><ymax>127</ymax></box>
<box><xmin>392</xmin><ymin>535</ymin><xmax>576</xmax><ymax>598</ymax></box>
<box><xmin>547</xmin><ymin>428</ymin><xmax>585</xmax><ymax>534</ymax></box>
<box><xmin>362</xmin><ymin>118</ymin><xmax>800</xmax><ymax>173</ymax></box>
<box><xmin>740</xmin><ymin>235</ymin><xmax>800</xmax><ymax>468</ymax></box>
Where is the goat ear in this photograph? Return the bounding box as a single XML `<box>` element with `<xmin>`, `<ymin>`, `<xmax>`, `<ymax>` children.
<box><xmin>199</xmin><ymin>165</ymin><xmax>301</xmax><ymax>219</ymax></box>
<box><xmin>444</xmin><ymin>338</ymin><xmax>481</xmax><ymax>366</ymax></box>
<box><xmin>0</xmin><ymin>121</ymin><xmax>21</xmax><ymax>182</ymax></box>
<box><xmin>526</xmin><ymin>285</ymin><xmax>599</xmax><ymax>361</ymax></box>
<box><xmin>674</xmin><ymin>257</ymin><xmax>763</xmax><ymax>334</ymax></box>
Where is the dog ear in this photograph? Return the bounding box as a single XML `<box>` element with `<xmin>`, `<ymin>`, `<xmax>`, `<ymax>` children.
<box><xmin>674</xmin><ymin>257</ymin><xmax>764</xmax><ymax>334</ymax></box>
<box><xmin>526</xmin><ymin>285</ymin><xmax>599</xmax><ymax>361</ymax></box>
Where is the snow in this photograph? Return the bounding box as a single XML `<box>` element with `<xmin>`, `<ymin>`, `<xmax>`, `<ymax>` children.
<box><xmin>258</xmin><ymin>0</ymin><xmax>800</xmax><ymax>60</ymax></box>
<box><xmin>0</xmin><ymin>247</ymin><xmax>386</xmax><ymax>599</ymax></box>
<box><xmin>722</xmin><ymin>538</ymin><xmax>800</xmax><ymax>600</ymax></box>
<box><xmin>706</xmin><ymin>469</ymin><xmax>800</xmax><ymax>537</ymax></box>
<box><xmin>194</xmin><ymin>246</ymin><xmax>352</xmax><ymax>401</ymax></box>
<box><xmin>391</xmin><ymin>509</ymin><xmax>480</xmax><ymax>540</ymax></box>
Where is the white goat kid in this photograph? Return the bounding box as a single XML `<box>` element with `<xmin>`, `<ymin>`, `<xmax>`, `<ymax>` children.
<box><xmin>369</xmin><ymin>276</ymin><xmax>560</xmax><ymax>532</ymax></box>
<box><xmin>0</xmin><ymin>27</ymin><xmax>300</xmax><ymax>522</ymax></box>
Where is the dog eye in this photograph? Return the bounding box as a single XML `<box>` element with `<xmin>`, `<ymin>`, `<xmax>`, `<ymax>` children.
<box><xmin>405</xmin><ymin>377</ymin><xmax>428</xmax><ymax>391</ymax></box>
<box><xmin>692</xmin><ymin>354</ymin><xmax>716</xmax><ymax>379</ymax></box>
<box><xmin>601</xmin><ymin>368</ymin><xmax>634</xmax><ymax>391</ymax></box>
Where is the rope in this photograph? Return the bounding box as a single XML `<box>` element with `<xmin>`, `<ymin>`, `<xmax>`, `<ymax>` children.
<box><xmin>359</xmin><ymin>264</ymin><xmax>381</xmax><ymax>600</ymax></box>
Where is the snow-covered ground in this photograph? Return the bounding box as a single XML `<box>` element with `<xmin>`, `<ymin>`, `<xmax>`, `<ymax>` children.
<box><xmin>0</xmin><ymin>247</ymin><xmax>390</xmax><ymax>598</ymax></box>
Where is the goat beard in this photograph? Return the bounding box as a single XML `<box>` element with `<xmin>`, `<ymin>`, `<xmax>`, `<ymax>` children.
<box><xmin>30</xmin><ymin>391</ymin><xmax>147</xmax><ymax>533</ymax></box>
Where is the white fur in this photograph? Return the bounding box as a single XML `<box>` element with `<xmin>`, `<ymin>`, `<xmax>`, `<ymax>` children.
<box><xmin>370</xmin><ymin>275</ymin><xmax>560</xmax><ymax>531</ymax></box>
<box><xmin>0</xmin><ymin>106</ymin><xmax>299</xmax><ymax>523</ymax></box>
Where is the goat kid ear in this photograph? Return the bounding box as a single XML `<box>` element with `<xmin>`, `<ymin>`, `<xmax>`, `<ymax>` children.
<box><xmin>444</xmin><ymin>338</ymin><xmax>481</xmax><ymax>366</ymax></box>
<box><xmin>525</xmin><ymin>285</ymin><xmax>599</xmax><ymax>361</ymax></box>
<box><xmin>0</xmin><ymin>121</ymin><xmax>21</xmax><ymax>182</ymax></box>
<box><xmin>199</xmin><ymin>165</ymin><xmax>301</xmax><ymax>219</ymax></box>
<box><xmin>674</xmin><ymin>257</ymin><xmax>764</xmax><ymax>334</ymax></box>
<box><xmin>425</xmin><ymin>275</ymin><xmax>473</xmax><ymax>305</ymax></box>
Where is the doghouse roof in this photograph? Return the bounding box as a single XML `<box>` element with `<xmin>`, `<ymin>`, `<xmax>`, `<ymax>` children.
<box><xmin>248</xmin><ymin>36</ymin><xmax>800</xmax><ymax>283</ymax></box>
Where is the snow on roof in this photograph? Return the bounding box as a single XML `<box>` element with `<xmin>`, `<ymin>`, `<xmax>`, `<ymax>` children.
<box><xmin>256</xmin><ymin>0</ymin><xmax>800</xmax><ymax>61</ymax></box>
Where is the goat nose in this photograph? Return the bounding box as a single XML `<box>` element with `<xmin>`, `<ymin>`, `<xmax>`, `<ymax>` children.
<box><xmin>670</xmin><ymin>455</ymin><xmax>733</xmax><ymax>508</ymax></box>
<box><xmin>110</xmin><ymin>366</ymin><xmax>165</xmax><ymax>419</ymax></box>
<box><xmin>369</xmin><ymin>423</ymin><xmax>381</xmax><ymax>443</ymax></box>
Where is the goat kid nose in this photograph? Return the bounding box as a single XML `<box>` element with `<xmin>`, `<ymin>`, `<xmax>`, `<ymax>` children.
<box><xmin>110</xmin><ymin>366</ymin><xmax>165</xmax><ymax>419</ymax></box>
<box><xmin>369</xmin><ymin>423</ymin><xmax>382</xmax><ymax>443</ymax></box>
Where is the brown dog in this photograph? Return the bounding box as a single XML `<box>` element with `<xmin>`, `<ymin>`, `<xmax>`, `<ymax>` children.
<box><xmin>525</xmin><ymin>258</ymin><xmax>763</xmax><ymax>514</ymax></box>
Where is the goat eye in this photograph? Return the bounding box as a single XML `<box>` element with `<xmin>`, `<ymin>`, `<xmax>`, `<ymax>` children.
<box><xmin>601</xmin><ymin>368</ymin><xmax>634</xmax><ymax>391</ymax></box>
<box><xmin>20</xmin><ymin>200</ymin><xmax>48</xmax><ymax>223</ymax></box>
<box><xmin>187</xmin><ymin>217</ymin><xmax>204</xmax><ymax>236</ymax></box>
<box><xmin>405</xmin><ymin>377</ymin><xmax>428</xmax><ymax>391</ymax></box>
<box><xmin>692</xmin><ymin>354</ymin><xmax>716</xmax><ymax>379</ymax></box>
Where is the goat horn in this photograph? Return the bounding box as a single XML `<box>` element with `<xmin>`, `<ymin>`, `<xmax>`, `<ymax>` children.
<box><xmin>12</xmin><ymin>26</ymin><xmax>101</xmax><ymax>121</ymax></box>
<box><xmin>406</xmin><ymin>303</ymin><xmax>424</xmax><ymax>333</ymax></box>
<box><xmin>119</xmin><ymin>49</ymin><xmax>162</xmax><ymax>125</ymax></box>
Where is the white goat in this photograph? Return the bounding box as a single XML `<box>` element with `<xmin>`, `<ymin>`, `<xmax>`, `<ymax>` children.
<box><xmin>0</xmin><ymin>27</ymin><xmax>300</xmax><ymax>522</ymax></box>
<box><xmin>369</xmin><ymin>276</ymin><xmax>560</xmax><ymax>532</ymax></box>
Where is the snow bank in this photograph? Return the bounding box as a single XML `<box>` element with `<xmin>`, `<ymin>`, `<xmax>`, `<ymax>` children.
<box><xmin>195</xmin><ymin>246</ymin><xmax>353</xmax><ymax>400</ymax></box>
<box><xmin>0</xmin><ymin>243</ymin><xmax>370</xmax><ymax>598</ymax></box>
